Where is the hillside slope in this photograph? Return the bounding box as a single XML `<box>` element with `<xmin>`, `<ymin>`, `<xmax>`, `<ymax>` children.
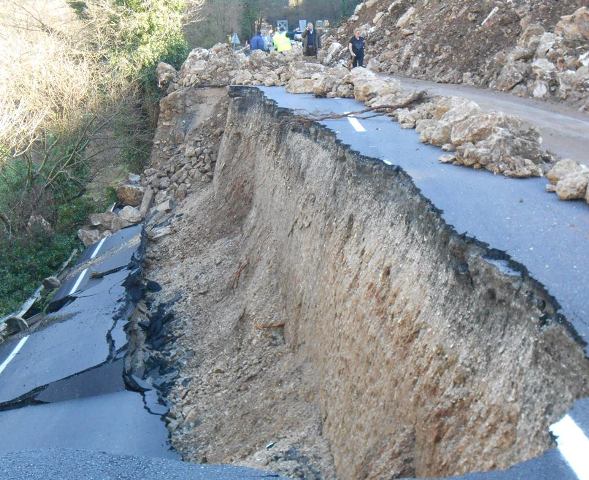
<box><xmin>322</xmin><ymin>0</ymin><xmax>589</xmax><ymax>110</ymax></box>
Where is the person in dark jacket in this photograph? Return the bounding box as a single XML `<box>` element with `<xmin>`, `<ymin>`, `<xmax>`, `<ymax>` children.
<box><xmin>250</xmin><ymin>31</ymin><xmax>265</xmax><ymax>51</ymax></box>
<box><xmin>302</xmin><ymin>23</ymin><xmax>320</xmax><ymax>57</ymax></box>
<box><xmin>349</xmin><ymin>29</ymin><xmax>365</xmax><ymax>68</ymax></box>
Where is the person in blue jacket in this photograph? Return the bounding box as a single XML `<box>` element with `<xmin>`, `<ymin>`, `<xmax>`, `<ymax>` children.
<box><xmin>250</xmin><ymin>31</ymin><xmax>266</xmax><ymax>51</ymax></box>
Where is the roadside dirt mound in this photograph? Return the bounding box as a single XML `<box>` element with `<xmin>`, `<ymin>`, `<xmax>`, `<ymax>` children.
<box><xmin>323</xmin><ymin>1</ymin><xmax>589</xmax><ymax>110</ymax></box>
<box><xmin>141</xmin><ymin>85</ymin><xmax>589</xmax><ymax>479</ymax></box>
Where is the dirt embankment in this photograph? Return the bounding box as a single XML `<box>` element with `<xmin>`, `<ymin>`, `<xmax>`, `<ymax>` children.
<box><xmin>142</xmin><ymin>86</ymin><xmax>589</xmax><ymax>479</ymax></box>
<box><xmin>323</xmin><ymin>0</ymin><xmax>589</xmax><ymax>110</ymax></box>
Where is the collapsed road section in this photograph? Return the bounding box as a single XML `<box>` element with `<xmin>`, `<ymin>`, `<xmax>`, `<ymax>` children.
<box><xmin>139</xmin><ymin>84</ymin><xmax>589</xmax><ymax>480</ymax></box>
<box><xmin>0</xmin><ymin>223</ymin><xmax>283</xmax><ymax>479</ymax></box>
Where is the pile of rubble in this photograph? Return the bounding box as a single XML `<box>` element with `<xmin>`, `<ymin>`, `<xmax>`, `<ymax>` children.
<box><xmin>322</xmin><ymin>1</ymin><xmax>589</xmax><ymax>110</ymax></box>
<box><xmin>492</xmin><ymin>7</ymin><xmax>589</xmax><ymax>104</ymax></box>
<box><xmin>77</xmin><ymin>135</ymin><xmax>219</xmax><ymax>246</ymax></box>
<box><xmin>161</xmin><ymin>48</ymin><xmax>555</xmax><ymax>179</ymax></box>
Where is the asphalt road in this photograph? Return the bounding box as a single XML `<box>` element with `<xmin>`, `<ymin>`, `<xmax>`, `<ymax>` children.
<box><xmin>259</xmin><ymin>86</ymin><xmax>589</xmax><ymax>480</ymax></box>
<box><xmin>389</xmin><ymin>75</ymin><xmax>589</xmax><ymax>167</ymax></box>
<box><xmin>0</xmin><ymin>226</ymin><xmax>287</xmax><ymax>478</ymax></box>
<box><xmin>0</xmin><ymin>450</ymin><xmax>285</xmax><ymax>480</ymax></box>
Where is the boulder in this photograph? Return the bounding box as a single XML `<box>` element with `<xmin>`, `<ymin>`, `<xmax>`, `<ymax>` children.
<box><xmin>450</xmin><ymin>112</ymin><xmax>538</xmax><ymax>146</ymax></box>
<box><xmin>439</xmin><ymin>98</ymin><xmax>482</xmax><ymax>123</ymax></box>
<box><xmin>78</xmin><ymin>227</ymin><xmax>102</xmax><ymax>247</ymax></box>
<box><xmin>419</xmin><ymin>121</ymin><xmax>452</xmax><ymax>146</ymax></box>
<box><xmin>286</xmin><ymin>78</ymin><xmax>316</xmax><ymax>94</ymax></box>
<box><xmin>156</xmin><ymin>62</ymin><xmax>177</xmax><ymax>89</ymax></box>
<box><xmin>373</xmin><ymin>11</ymin><xmax>386</xmax><ymax>25</ymax></box>
<box><xmin>546</xmin><ymin>159</ymin><xmax>585</xmax><ymax>184</ymax></box>
<box><xmin>451</xmin><ymin>124</ymin><xmax>551</xmax><ymax>178</ymax></box>
<box><xmin>128</xmin><ymin>173</ymin><xmax>141</xmax><ymax>184</ymax></box>
<box><xmin>42</xmin><ymin>276</ymin><xmax>61</xmax><ymax>291</ymax></box>
<box><xmin>117</xmin><ymin>183</ymin><xmax>144</xmax><ymax>207</ymax></box>
<box><xmin>89</xmin><ymin>212</ymin><xmax>131</xmax><ymax>232</ymax></box>
<box><xmin>323</xmin><ymin>42</ymin><xmax>343</xmax><ymax>65</ymax></box>
<box><xmin>5</xmin><ymin>316</ymin><xmax>28</xmax><ymax>334</ymax></box>
<box><xmin>313</xmin><ymin>67</ymin><xmax>347</xmax><ymax>97</ymax></box>
<box><xmin>231</xmin><ymin>70</ymin><xmax>253</xmax><ymax>85</ymax></box>
<box><xmin>354</xmin><ymin>78</ymin><xmax>402</xmax><ymax>102</ymax></box>
<box><xmin>555</xmin><ymin>171</ymin><xmax>589</xmax><ymax>200</ymax></box>
<box><xmin>555</xmin><ymin>7</ymin><xmax>589</xmax><ymax>42</ymax></box>
<box><xmin>118</xmin><ymin>206</ymin><xmax>142</xmax><ymax>224</ymax></box>
<box><xmin>396</xmin><ymin>7</ymin><xmax>417</xmax><ymax>29</ymax></box>
<box><xmin>495</xmin><ymin>62</ymin><xmax>528</xmax><ymax>91</ymax></box>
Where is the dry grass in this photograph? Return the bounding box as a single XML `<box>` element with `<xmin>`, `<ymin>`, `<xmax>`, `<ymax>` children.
<box><xmin>0</xmin><ymin>1</ymin><xmax>109</xmax><ymax>159</ymax></box>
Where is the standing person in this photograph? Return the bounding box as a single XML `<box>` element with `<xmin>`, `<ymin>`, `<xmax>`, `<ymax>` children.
<box><xmin>250</xmin><ymin>31</ymin><xmax>265</xmax><ymax>51</ymax></box>
<box><xmin>264</xmin><ymin>29</ymin><xmax>274</xmax><ymax>52</ymax></box>
<box><xmin>349</xmin><ymin>29</ymin><xmax>365</xmax><ymax>68</ymax></box>
<box><xmin>302</xmin><ymin>22</ymin><xmax>320</xmax><ymax>57</ymax></box>
<box><xmin>273</xmin><ymin>28</ymin><xmax>292</xmax><ymax>53</ymax></box>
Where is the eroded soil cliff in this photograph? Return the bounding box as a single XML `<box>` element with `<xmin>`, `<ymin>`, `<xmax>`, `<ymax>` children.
<box><xmin>142</xmin><ymin>86</ymin><xmax>589</xmax><ymax>479</ymax></box>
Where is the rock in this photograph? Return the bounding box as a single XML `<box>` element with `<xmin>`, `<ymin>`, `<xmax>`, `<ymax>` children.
<box><xmin>27</xmin><ymin>215</ymin><xmax>53</xmax><ymax>236</ymax></box>
<box><xmin>546</xmin><ymin>159</ymin><xmax>585</xmax><ymax>184</ymax></box>
<box><xmin>156</xmin><ymin>62</ymin><xmax>177</xmax><ymax>89</ymax></box>
<box><xmin>148</xmin><ymin>225</ymin><xmax>172</xmax><ymax>241</ymax></box>
<box><xmin>42</xmin><ymin>276</ymin><xmax>61</xmax><ymax>291</ymax></box>
<box><xmin>495</xmin><ymin>62</ymin><xmax>528</xmax><ymax>91</ymax></box>
<box><xmin>420</xmin><ymin>121</ymin><xmax>451</xmax><ymax>146</ymax></box>
<box><xmin>89</xmin><ymin>212</ymin><xmax>131</xmax><ymax>232</ymax></box>
<box><xmin>450</xmin><ymin>112</ymin><xmax>538</xmax><ymax>146</ymax></box>
<box><xmin>5</xmin><ymin>316</ymin><xmax>28</xmax><ymax>334</ymax></box>
<box><xmin>139</xmin><ymin>186</ymin><xmax>154</xmax><ymax>217</ymax></box>
<box><xmin>312</xmin><ymin>66</ymin><xmax>348</xmax><ymax>97</ymax></box>
<box><xmin>128</xmin><ymin>173</ymin><xmax>141</xmax><ymax>184</ymax></box>
<box><xmin>373</xmin><ymin>11</ymin><xmax>386</xmax><ymax>25</ymax></box>
<box><xmin>555</xmin><ymin>171</ymin><xmax>589</xmax><ymax>200</ymax></box>
<box><xmin>154</xmin><ymin>199</ymin><xmax>174</xmax><ymax>214</ymax></box>
<box><xmin>323</xmin><ymin>42</ymin><xmax>343</xmax><ymax>65</ymax></box>
<box><xmin>417</xmin><ymin>98</ymin><xmax>482</xmax><ymax>145</ymax></box>
<box><xmin>555</xmin><ymin>7</ymin><xmax>589</xmax><ymax>42</ymax></box>
<box><xmin>118</xmin><ymin>206</ymin><xmax>142</xmax><ymax>224</ymax></box>
<box><xmin>231</xmin><ymin>70</ymin><xmax>253</xmax><ymax>85</ymax></box>
<box><xmin>78</xmin><ymin>227</ymin><xmax>102</xmax><ymax>247</ymax></box>
<box><xmin>535</xmin><ymin>32</ymin><xmax>557</xmax><ymax>58</ymax></box>
<box><xmin>286</xmin><ymin>78</ymin><xmax>316</xmax><ymax>94</ymax></box>
<box><xmin>117</xmin><ymin>183</ymin><xmax>144</xmax><ymax>207</ymax></box>
<box><xmin>354</xmin><ymin>77</ymin><xmax>402</xmax><ymax>102</ymax></box>
<box><xmin>531</xmin><ymin>58</ymin><xmax>556</xmax><ymax>78</ymax></box>
<box><xmin>396</xmin><ymin>7</ymin><xmax>417</xmax><ymax>29</ymax></box>
<box><xmin>439</xmin><ymin>154</ymin><xmax>456</xmax><ymax>164</ymax></box>
<box><xmin>454</xmin><ymin>127</ymin><xmax>549</xmax><ymax>177</ymax></box>
<box><xmin>531</xmin><ymin>80</ymin><xmax>549</xmax><ymax>99</ymax></box>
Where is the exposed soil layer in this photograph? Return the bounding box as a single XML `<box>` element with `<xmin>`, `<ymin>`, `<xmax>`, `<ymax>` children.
<box><xmin>144</xmin><ymin>86</ymin><xmax>589</xmax><ymax>479</ymax></box>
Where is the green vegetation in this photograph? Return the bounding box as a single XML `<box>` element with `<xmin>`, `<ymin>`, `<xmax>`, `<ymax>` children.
<box><xmin>0</xmin><ymin>0</ymin><xmax>188</xmax><ymax>317</ymax></box>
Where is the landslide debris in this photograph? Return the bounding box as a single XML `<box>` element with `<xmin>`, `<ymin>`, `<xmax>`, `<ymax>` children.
<box><xmin>156</xmin><ymin>45</ymin><xmax>581</xmax><ymax>191</ymax></box>
<box><xmin>323</xmin><ymin>1</ymin><xmax>589</xmax><ymax>111</ymax></box>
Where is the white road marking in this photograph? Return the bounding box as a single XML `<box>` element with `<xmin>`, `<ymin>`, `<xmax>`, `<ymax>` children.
<box><xmin>69</xmin><ymin>268</ymin><xmax>88</xmax><ymax>295</ymax></box>
<box><xmin>347</xmin><ymin>116</ymin><xmax>366</xmax><ymax>132</ymax></box>
<box><xmin>69</xmin><ymin>236</ymin><xmax>106</xmax><ymax>296</ymax></box>
<box><xmin>90</xmin><ymin>237</ymin><xmax>107</xmax><ymax>260</ymax></box>
<box><xmin>550</xmin><ymin>414</ymin><xmax>589</xmax><ymax>480</ymax></box>
<box><xmin>0</xmin><ymin>336</ymin><xmax>29</xmax><ymax>375</ymax></box>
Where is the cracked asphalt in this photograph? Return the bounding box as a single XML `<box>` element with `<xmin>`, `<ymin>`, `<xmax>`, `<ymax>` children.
<box><xmin>0</xmin><ymin>225</ymin><xmax>285</xmax><ymax>479</ymax></box>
